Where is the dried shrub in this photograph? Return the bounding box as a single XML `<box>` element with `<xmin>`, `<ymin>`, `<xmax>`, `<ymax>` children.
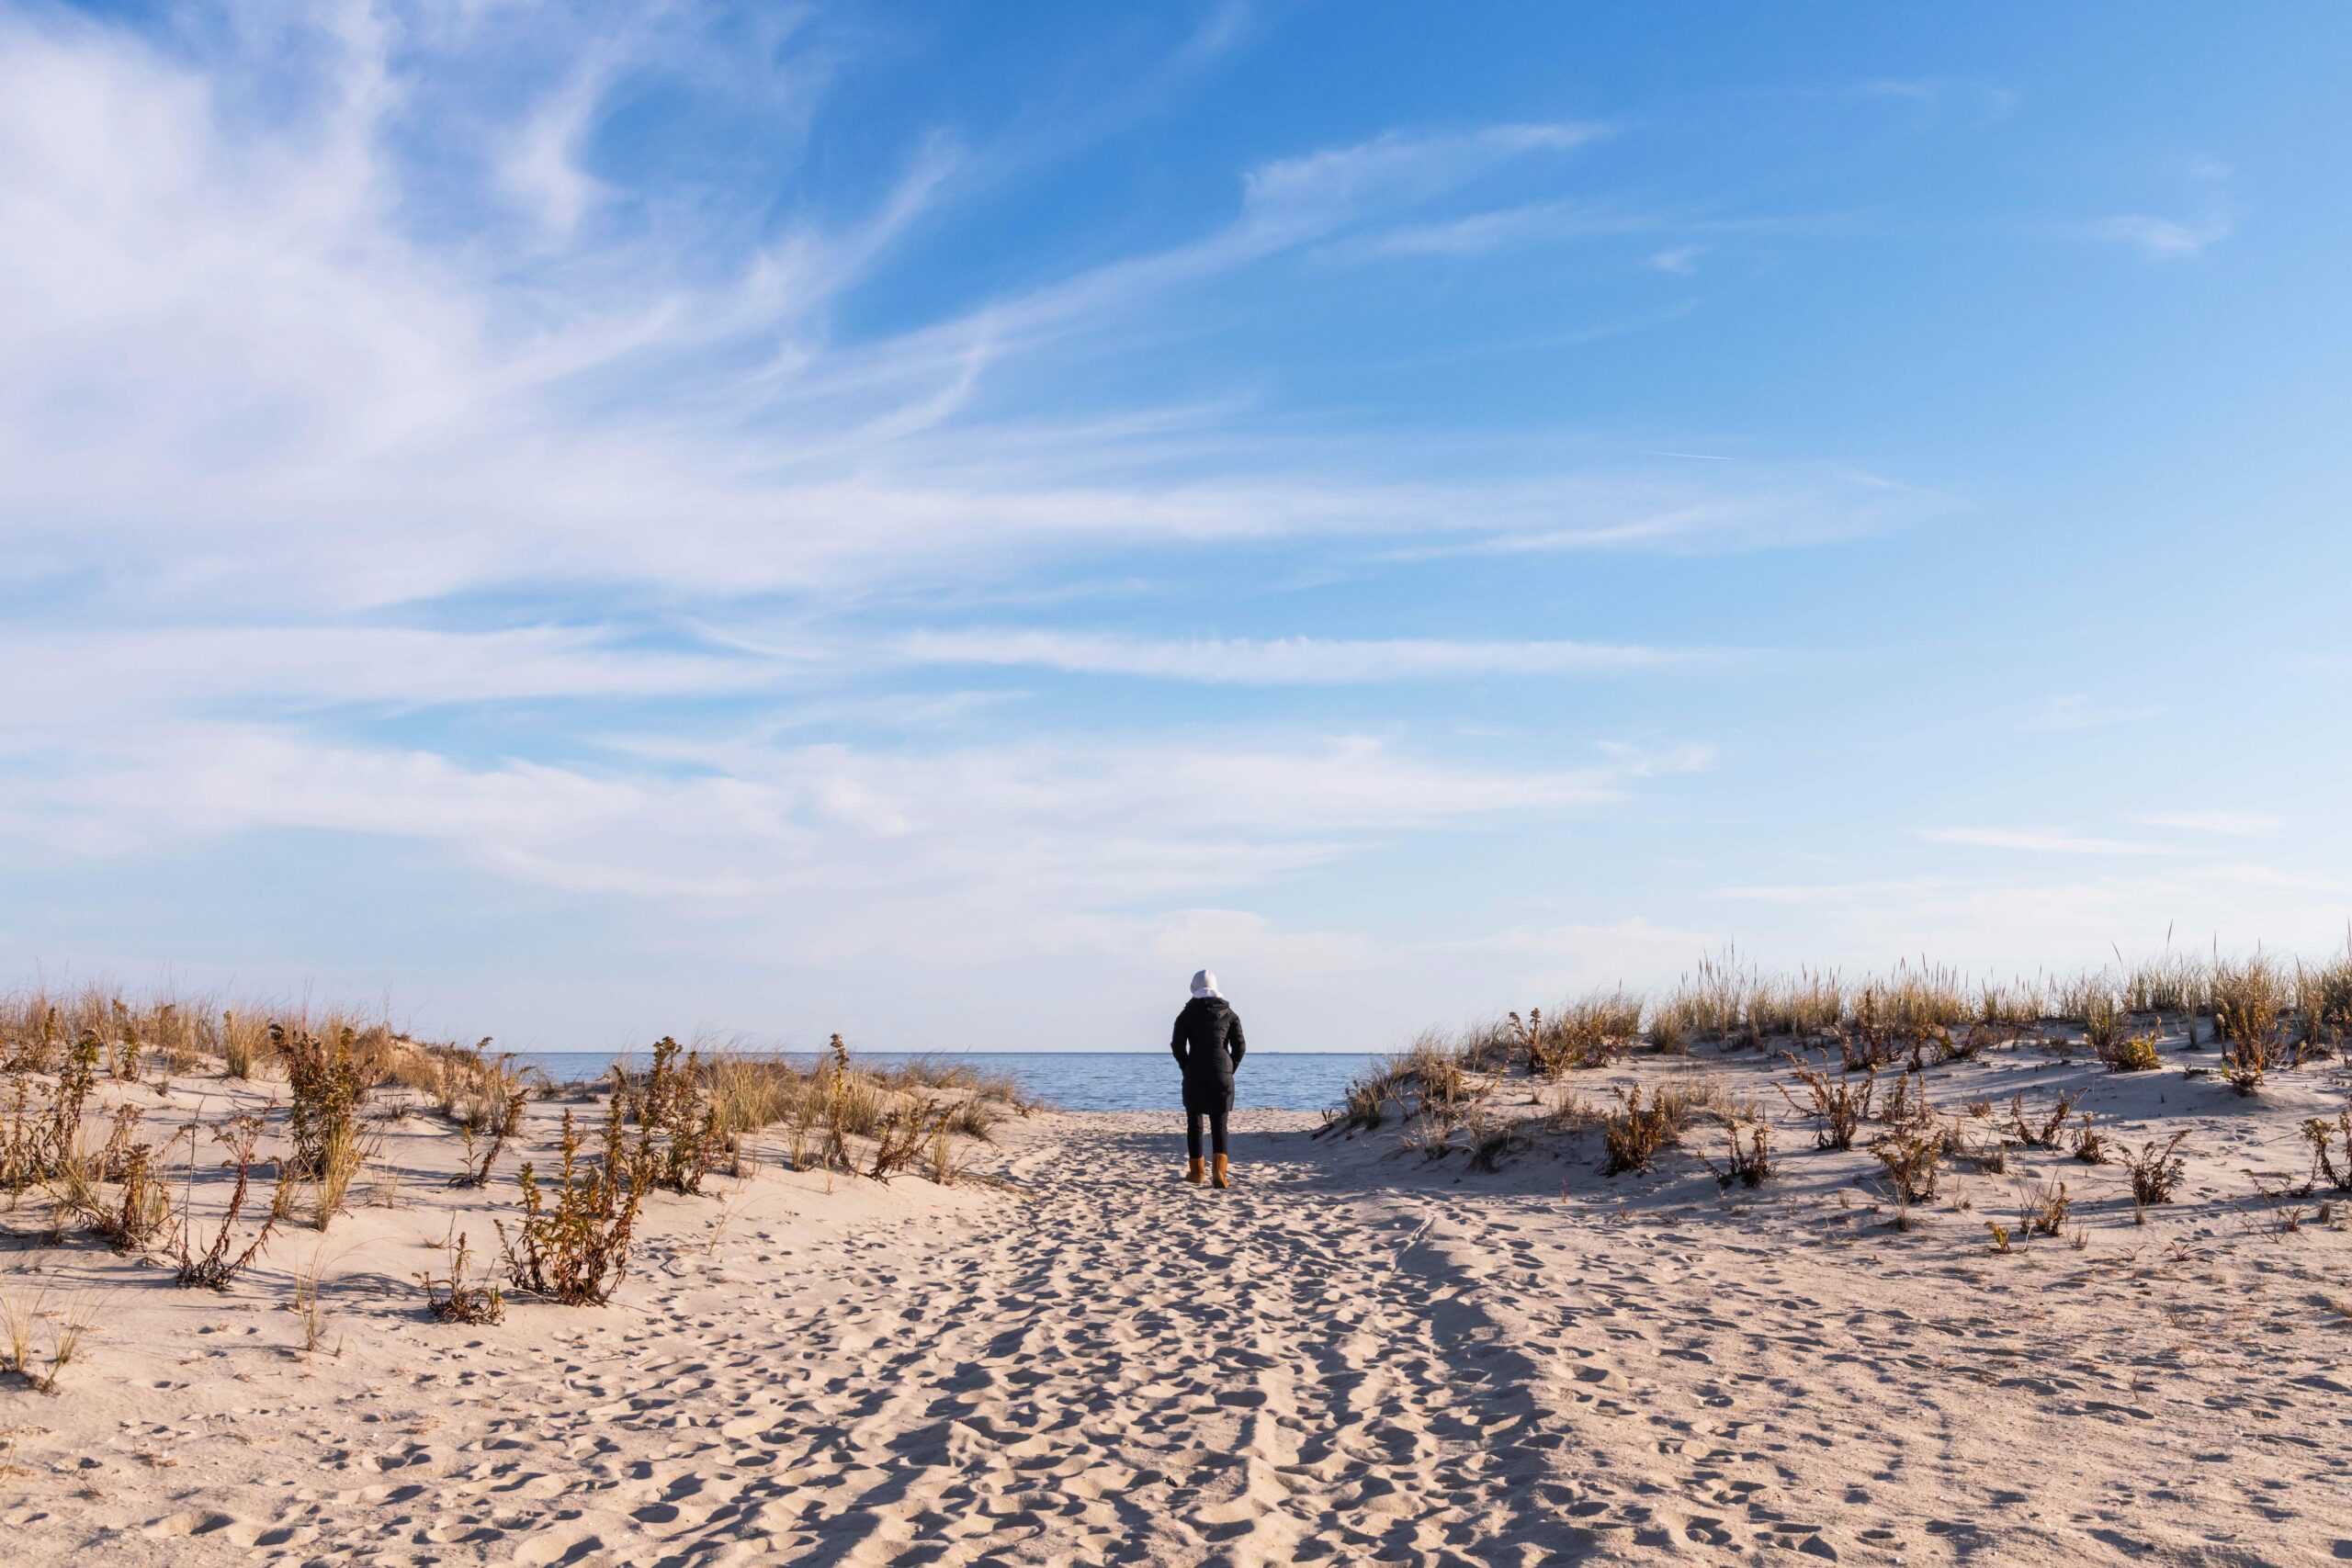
<box><xmin>1778</xmin><ymin>1055</ymin><xmax>1875</xmax><ymax>1150</ymax></box>
<box><xmin>451</xmin><ymin>1076</ymin><xmax>531</xmax><ymax>1189</ymax></box>
<box><xmin>2003</xmin><ymin>1089</ymin><xmax>2085</xmax><ymax>1149</ymax></box>
<box><xmin>104</xmin><ymin>1000</ymin><xmax>143</xmax><ymax>1084</ymax></box>
<box><xmin>281</xmin><ymin>1025</ymin><xmax>364</xmax><ymax>1179</ymax></box>
<box><xmin>420</xmin><ymin>1232</ymin><xmax>504</xmax><ymax>1325</ymax></box>
<box><xmin>2101</xmin><ymin>1032</ymin><xmax>2162</xmax><ymax>1074</ymax></box>
<box><xmin>1935</xmin><ymin>1023</ymin><xmax>1996</xmax><ymax>1064</ymax></box>
<box><xmin>1702</xmin><ymin>1122</ymin><xmax>1772</xmax><ymax>1190</ymax></box>
<box><xmin>0</xmin><ymin>1033</ymin><xmax>101</xmax><ymax>1197</ymax></box>
<box><xmin>2017</xmin><ymin>1178</ymin><xmax>2071</xmax><ymax>1238</ymax></box>
<box><xmin>2300</xmin><ymin>1105</ymin><xmax>2352</xmax><ymax>1194</ymax></box>
<box><xmin>628</xmin><ymin>1038</ymin><xmax>726</xmax><ymax>1195</ymax></box>
<box><xmin>1872</xmin><ymin>1124</ymin><xmax>1947</xmax><ymax>1204</ymax></box>
<box><xmin>1600</xmin><ymin>1086</ymin><xmax>1679</xmax><ymax>1175</ymax></box>
<box><xmin>174</xmin><ymin>1111</ymin><xmax>284</xmax><ymax>1289</ymax></box>
<box><xmin>2123</xmin><ymin>1131</ymin><xmax>2191</xmax><ymax>1207</ymax></box>
<box><xmin>496</xmin><ymin>1083</ymin><xmax>650</xmax><ymax>1307</ymax></box>
<box><xmin>1838</xmin><ymin>991</ymin><xmax>1905</xmax><ymax>1073</ymax></box>
<box><xmin>1879</xmin><ymin>1069</ymin><xmax>1937</xmax><ymax>1131</ymax></box>
<box><xmin>2069</xmin><ymin>1112</ymin><xmax>2110</xmax><ymax>1166</ymax></box>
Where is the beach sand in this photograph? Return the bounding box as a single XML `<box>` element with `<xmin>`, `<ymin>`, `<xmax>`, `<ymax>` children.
<box><xmin>5</xmin><ymin>1056</ymin><xmax>2352</xmax><ymax>1565</ymax></box>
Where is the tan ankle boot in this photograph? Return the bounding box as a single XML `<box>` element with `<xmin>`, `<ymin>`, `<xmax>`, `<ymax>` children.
<box><xmin>1212</xmin><ymin>1154</ymin><xmax>1230</xmax><ymax>1189</ymax></box>
<box><xmin>1185</xmin><ymin>1156</ymin><xmax>1204</xmax><ymax>1184</ymax></box>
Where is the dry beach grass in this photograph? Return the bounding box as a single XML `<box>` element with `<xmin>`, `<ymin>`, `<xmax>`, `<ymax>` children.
<box><xmin>0</xmin><ymin>954</ymin><xmax>2348</xmax><ymax>1563</ymax></box>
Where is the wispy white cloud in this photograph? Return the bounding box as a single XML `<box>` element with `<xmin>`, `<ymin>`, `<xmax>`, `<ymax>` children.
<box><xmin>0</xmin><ymin>723</ymin><xmax>1665</xmax><ymax>951</ymax></box>
<box><xmin>1917</xmin><ymin>827</ymin><xmax>2188</xmax><ymax>857</ymax></box>
<box><xmin>890</xmin><ymin>629</ymin><xmax>1728</xmax><ymax>683</ymax></box>
<box><xmin>1344</xmin><ymin>198</ymin><xmax>1640</xmax><ymax>260</ymax></box>
<box><xmin>2090</xmin><ymin>213</ymin><xmax>2233</xmax><ymax>258</ymax></box>
<box><xmin>0</xmin><ymin>25</ymin><xmax>1875</xmax><ymax>617</ymax></box>
<box><xmin>2030</xmin><ymin>694</ymin><xmax>2165</xmax><ymax>732</ymax></box>
<box><xmin>1240</xmin><ymin>122</ymin><xmax>1609</xmax><ymax>224</ymax></box>
<box><xmin>2132</xmin><ymin>809</ymin><xmax>2286</xmax><ymax>838</ymax></box>
<box><xmin>1712</xmin><ymin>876</ymin><xmax>1963</xmax><ymax>905</ymax></box>
<box><xmin>1848</xmin><ymin>78</ymin><xmax>2021</xmax><ymax>125</ymax></box>
<box><xmin>0</xmin><ymin>626</ymin><xmax>791</xmax><ymax>722</ymax></box>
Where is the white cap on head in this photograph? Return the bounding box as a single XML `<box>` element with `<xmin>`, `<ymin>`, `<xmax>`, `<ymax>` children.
<box><xmin>1190</xmin><ymin>969</ymin><xmax>1221</xmax><ymax>998</ymax></box>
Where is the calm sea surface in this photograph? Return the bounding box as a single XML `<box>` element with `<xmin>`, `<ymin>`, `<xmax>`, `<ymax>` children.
<box><xmin>508</xmin><ymin>1050</ymin><xmax>1377</xmax><ymax>1113</ymax></box>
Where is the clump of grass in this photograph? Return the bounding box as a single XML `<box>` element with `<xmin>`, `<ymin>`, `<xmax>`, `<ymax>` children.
<box><xmin>2295</xmin><ymin>953</ymin><xmax>2352</xmax><ymax>1054</ymax></box>
<box><xmin>2100</xmin><ymin>1032</ymin><xmax>2162</xmax><ymax>1074</ymax></box>
<box><xmin>291</xmin><ymin>1247</ymin><xmax>335</xmax><ymax>1356</ymax></box>
<box><xmin>1317</xmin><ymin>1072</ymin><xmax>1383</xmax><ymax>1133</ymax></box>
<box><xmin>1462</xmin><ymin>1104</ymin><xmax>1530</xmax><ymax>1173</ymax></box>
<box><xmin>309</xmin><ymin>1119</ymin><xmax>370</xmax><ymax>1232</ymax></box>
<box><xmin>174</xmin><ymin>1111</ymin><xmax>284</xmax><ymax>1290</ymax></box>
<box><xmin>85</xmin><ymin>1143</ymin><xmax>173</xmax><ymax>1254</ymax></box>
<box><xmin>2080</xmin><ymin>992</ymin><xmax>2124</xmax><ymax>1058</ymax></box>
<box><xmin>0</xmin><ymin>1285</ymin><xmax>98</xmax><ymax>1393</ymax></box>
<box><xmin>419</xmin><ymin>1232</ymin><xmax>504</xmax><ymax>1325</ymax></box>
<box><xmin>2123</xmin><ymin>1131</ymin><xmax>2191</xmax><ymax>1210</ymax></box>
<box><xmin>1978</xmin><ymin>981</ymin><xmax>2043</xmax><ymax>1033</ymax></box>
<box><xmin>925</xmin><ymin>1122</ymin><xmax>964</xmax><ymax>1186</ymax></box>
<box><xmin>496</xmin><ymin>1082</ymin><xmax>650</xmax><ymax>1307</ymax></box>
<box><xmin>2213</xmin><ymin>955</ymin><xmax>2289</xmax><ymax>1091</ymax></box>
<box><xmin>1778</xmin><ymin>1055</ymin><xmax>1875</xmax><ymax>1150</ymax></box>
<box><xmin>2122</xmin><ymin>944</ymin><xmax>2206</xmax><ymax>1016</ymax></box>
<box><xmin>1323</xmin><ymin>1031</ymin><xmax>1489</xmax><ymax>1142</ymax></box>
<box><xmin>1660</xmin><ymin>945</ymin><xmax>1757</xmax><ymax>1045</ymax></box>
<box><xmin>867</xmin><ymin>1096</ymin><xmax>956</xmax><ymax>1180</ymax></box>
<box><xmin>1752</xmin><ymin>967</ymin><xmax>1846</xmax><ymax>1042</ymax></box>
<box><xmin>219</xmin><ymin>1010</ymin><xmax>266</xmax><ymax>1079</ymax></box>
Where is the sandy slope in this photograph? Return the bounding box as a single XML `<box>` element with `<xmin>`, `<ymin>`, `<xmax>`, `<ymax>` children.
<box><xmin>5</xmin><ymin>1074</ymin><xmax>2352</xmax><ymax>1565</ymax></box>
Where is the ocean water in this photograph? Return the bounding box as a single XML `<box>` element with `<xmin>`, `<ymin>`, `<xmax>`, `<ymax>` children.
<box><xmin>507</xmin><ymin>1050</ymin><xmax>1377</xmax><ymax>1113</ymax></box>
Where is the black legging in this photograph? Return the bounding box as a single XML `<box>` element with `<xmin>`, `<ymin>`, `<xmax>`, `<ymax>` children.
<box><xmin>1187</xmin><ymin>1108</ymin><xmax>1228</xmax><ymax>1160</ymax></box>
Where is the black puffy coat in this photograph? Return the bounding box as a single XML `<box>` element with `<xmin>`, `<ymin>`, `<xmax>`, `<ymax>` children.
<box><xmin>1170</xmin><ymin>996</ymin><xmax>1247</xmax><ymax>1113</ymax></box>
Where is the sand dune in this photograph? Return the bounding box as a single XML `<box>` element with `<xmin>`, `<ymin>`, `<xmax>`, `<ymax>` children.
<box><xmin>6</xmin><ymin>1062</ymin><xmax>2352</xmax><ymax>1564</ymax></box>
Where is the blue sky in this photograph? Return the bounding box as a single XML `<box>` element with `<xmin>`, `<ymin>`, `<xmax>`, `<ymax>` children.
<box><xmin>4</xmin><ymin>2</ymin><xmax>2348</xmax><ymax>1052</ymax></box>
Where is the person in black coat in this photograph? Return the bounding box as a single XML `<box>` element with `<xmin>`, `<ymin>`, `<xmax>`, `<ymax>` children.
<box><xmin>1170</xmin><ymin>968</ymin><xmax>1246</xmax><ymax>1188</ymax></box>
